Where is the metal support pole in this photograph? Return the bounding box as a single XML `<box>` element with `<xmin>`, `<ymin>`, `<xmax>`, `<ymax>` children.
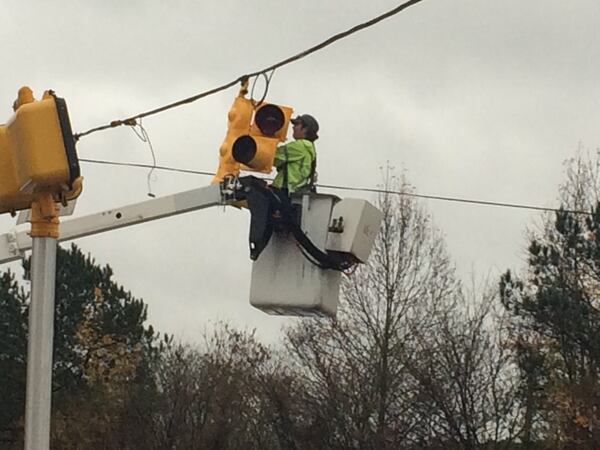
<box><xmin>24</xmin><ymin>194</ymin><xmax>60</xmax><ymax>450</ymax></box>
<box><xmin>24</xmin><ymin>237</ymin><xmax>57</xmax><ymax>450</ymax></box>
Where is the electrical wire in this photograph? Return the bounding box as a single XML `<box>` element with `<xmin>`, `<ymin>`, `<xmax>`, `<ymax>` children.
<box><xmin>128</xmin><ymin>119</ymin><xmax>158</xmax><ymax>197</ymax></box>
<box><xmin>316</xmin><ymin>183</ymin><xmax>593</xmax><ymax>216</ymax></box>
<box><xmin>78</xmin><ymin>158</ymin><xmax>594</xmax><ymax>216</ymax></box>
<box><xmin>79</xmin><ymin>158</ymin><xmax>214</xmax><ymax>177</ymax></box>
<box><xmin>73</xmin><ymin>0</ymin><xmax>426</xmax><ymax>140</ymax></box>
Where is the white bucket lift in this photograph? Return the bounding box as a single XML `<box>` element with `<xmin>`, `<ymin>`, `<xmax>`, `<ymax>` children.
<box><xmin>0</xmin><ymin>182</ymin><xmax>383</xmax><ymax>319</ymax></box>
<box><xmin>249</xmin><ymin>193</ymin><xmax>382</xmax><ymax>317</ymax></box>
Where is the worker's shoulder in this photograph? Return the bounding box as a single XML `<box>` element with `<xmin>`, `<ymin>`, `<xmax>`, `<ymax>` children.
<box><xmin>289</xmin><ymin>139</ymin><xmax>315</xmax><ymax>153</ymax></box>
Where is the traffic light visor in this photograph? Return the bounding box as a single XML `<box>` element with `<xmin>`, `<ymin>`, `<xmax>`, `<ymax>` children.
<box><xmin>232</xmin><ymin>135</ymin><xmax>257</xmax><ymax>164</ymax></box>
<box><xmin>53</xmin><ymin>94</ymin><xmax>79</xmax><ymax>184</ymax></box>
<box><xmin>255</xmin><ymin>104</ymin><xmax>285</xmax><ymax>136</ymax></box>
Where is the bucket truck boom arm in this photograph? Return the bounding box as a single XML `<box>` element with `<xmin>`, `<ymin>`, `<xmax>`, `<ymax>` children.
<box><xmin>0</xmin><ymin>183</ymin><xmax>227</xmax><ymax>264</ymax></box>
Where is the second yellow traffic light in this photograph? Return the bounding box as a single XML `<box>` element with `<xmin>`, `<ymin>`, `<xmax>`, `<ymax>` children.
<box><xmin>212</xmin><ymin>86</ymin><xmax>293</xmax><ymax>183</ymax></box>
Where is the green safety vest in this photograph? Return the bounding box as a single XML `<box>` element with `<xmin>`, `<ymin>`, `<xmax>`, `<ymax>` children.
<box><xmin>272</xmin><ymin>139</ymin><xmax>316</xmax><ymax>193</ymax></box>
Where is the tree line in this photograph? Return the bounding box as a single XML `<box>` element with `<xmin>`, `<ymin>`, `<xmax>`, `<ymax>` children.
<box><xmin>2</xmin><ymin>155</ymin><xmax>600</xmax><ymax>449</ymax></box>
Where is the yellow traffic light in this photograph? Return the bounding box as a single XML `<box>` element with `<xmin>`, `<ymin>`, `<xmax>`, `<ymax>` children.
<box><xmin>213</xmin><ymin>80</ymin><xmax>293</xmax><ymax>183</ymax></box>
<box><xmin>232</xmin><ymin>102</ymin><xmax>293</xmax><ymax>173</ymax></box>
<box><xmin>12</xmin><ymin>89</ymin><xmax>80</xmax><ymax>193</ymax></box>
<box><xmin>212</xmin><ymin>95</ymin><xmax>254</xmax><ymax>183</ymax></box>
<box><xmin>0</xmin><ymin>87</ymin><xmax>81</xmax><ymax>215</ymax></box>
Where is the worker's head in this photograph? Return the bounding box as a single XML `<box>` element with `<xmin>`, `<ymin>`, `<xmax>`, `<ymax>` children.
<box><xmin>291</xmin><ymin>114</ymin><xmax>319</xmax><ymax>142</ymax></box>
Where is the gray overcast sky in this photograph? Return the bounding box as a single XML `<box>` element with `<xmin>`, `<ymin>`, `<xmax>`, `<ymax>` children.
<box><xmin>1</xmin><ymin>0</ymin><xmax>599</xmax><ymax>343</ymax></box>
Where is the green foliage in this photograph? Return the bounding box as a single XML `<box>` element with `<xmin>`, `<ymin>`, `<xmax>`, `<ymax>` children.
<box><xmin>0</xmin><ymin>271</ymin><xmax>27</xmax><ymax>444</ymax></box>
<box><xmin>501</xmin><ymin>202</ymin><xmax>600</xmax><ymax>447</ymax></box>
<box><xmin>22</xmin><ymin>244</ymin><xmax>158</xmax><ymax>391</ymax></box>
<box><xmin>0</xmin><ymin>243</ymin><xmax>160</xmax><ymax>449</ymax></box>
<box><xmin>501</xmin><ymin>204</ymin><xmax>600</xmax><ymax>372</ymax></box>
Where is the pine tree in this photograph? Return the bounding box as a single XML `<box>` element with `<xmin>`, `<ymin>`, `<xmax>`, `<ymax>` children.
<box><xmin>501</xmin><ymin>152</ymin><xmax>600</xmax><ymax>448</ymax></box>
<box><xmin>0</xmin><ymin>271</ymin><xmax>27</xmax><ymax>447</ymax></box>
<box><xmin>0</xmin><ymin>243</ymin><xmax>160</xmax><ymax>449</ymax></box>
<box><xmin>22</xmin><ymin>244</ymin><xmax>158</xmax><ymax>392</ymax></box>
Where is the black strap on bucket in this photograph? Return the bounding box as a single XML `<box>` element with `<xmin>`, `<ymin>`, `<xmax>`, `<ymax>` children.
<box><xmin>239</xmin><ymin>176</ymin><xmax>353</xmax><ymax>271</ymax></box>
<box><xmin>273</xmin><ymin>194</ymin><xmax>352</xmax><ymax>271</ymax></box>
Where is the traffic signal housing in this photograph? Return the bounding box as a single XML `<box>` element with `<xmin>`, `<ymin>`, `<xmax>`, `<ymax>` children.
<box><xmin>232</xmin><ymin>102</ymin><xmax>293</xmax><ymax>173</ymax></box>
<box><xmin>213</xmin><ymin>92</ymin><xmax>293</xmax><ymax>183</ymax></box>
<box><xmin>0</xmin><ymin>87</ymin><xmax>81</xmax><ymax>215</ymax></box>
<box><xmin>212</xmin><ymin>95</ymin><xmax>254</xmax><ymax>183</ymax></box>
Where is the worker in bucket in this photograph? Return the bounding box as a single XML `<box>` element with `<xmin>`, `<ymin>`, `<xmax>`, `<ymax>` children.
<box><xmin>271</xmin><ymin>114</ymin><xmax>319</xmax><ymax>195</ymax></box>
<box><xmin>244</xmin><ymin>113</ymin><xmax>320</xmax><ymax>260</ymax></box>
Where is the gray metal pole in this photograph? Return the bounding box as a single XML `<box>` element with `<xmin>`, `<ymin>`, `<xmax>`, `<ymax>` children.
<box><xmin>24</xmin><ymin>237</ymin><xmax>57</xmax><ymax>450</ymax></box>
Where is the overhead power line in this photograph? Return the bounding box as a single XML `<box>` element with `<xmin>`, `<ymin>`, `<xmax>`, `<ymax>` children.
<box><xmin>78</xmin><ymin>158</ymin><xmax>593</xmax><ymax>216</ymax></box>
<box><xmin>318</xmin><ymin>183</ymin><xmax>591</xmax><ymax>216</ymax></box>
<box><xmin>79</xmin><ymin>158</ymin><xmax>214</xmax><ymax>177</ymax></box>
<box><xmin>74</xmin><ymin>0</ymin><xmax>426</xmax><ymax>140</ymax></box>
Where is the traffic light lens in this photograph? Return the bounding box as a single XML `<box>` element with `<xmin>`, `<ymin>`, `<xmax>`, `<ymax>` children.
<box><xmin>255</xmin><ymin>104</ymin><xmax>284</xmax><ymax>136</ymax></box>
<box><xmin>232</xmin><ymin>135</ymin><xmax>257</xmax><ymax>164</ymax></box>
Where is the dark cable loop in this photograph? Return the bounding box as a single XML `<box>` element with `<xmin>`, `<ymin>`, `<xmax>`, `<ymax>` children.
<box><xmin>250</xmin><ymin>72</ymin><xmax>267</xmax><ymax>107</ymax></box>
<box><xmin>73</xmin><ymin>0</ymin><xmax>426</xmax><ymax>140</ymax></box>
<box><xmin>128</xmin><ymin>122</ymin><xmax>145</xmax><ymax>142</ymax></box>
<box><xmin>126</xmin><ymin>120</ymin><xmax>159</xmax><ymax>197</ymax></box>
<box><xmin>250</xmin><ymin>70</ymin><xmax>276</xmax><ymax>107</ymax></box>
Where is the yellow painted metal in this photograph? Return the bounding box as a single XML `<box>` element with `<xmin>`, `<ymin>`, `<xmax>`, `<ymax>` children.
<box><xmin>29</xmin><ymin>192</ymin><xmax>60</xmax><ymax>238</ymax></box>
<box><xmin>0</xmin><ymin>87</ymin><xmax>81</xmax><ymax>215</ymax></box>
<box><xmin>239</xmin><ymin>103</ymin><xmax>293</xmax><ymax>173</ymax></box>
<box><xmin>0</xmin><ymin>126</ymin><xmax>32</xmax><ymax>214</ymax></box>
<box><xmin>212</xmin><ymin>94</ymin><xmax>254</xmax><ymax>183</ymax></box>
<box><xmin>66</xmin><ymin>176</ymin><xmax>83</xmax><ymax>202</ymax></box>
<box><xmin>15</xmin><ymin>86</ymin><xmax>34</xmax><ymax>109</ymax></box>
<box><xmin>239</xmin><ymin>135</ymin><xmax>279</xmax><ymax>173</ymax></box>
<box><xmin>11</xmin><ymin>90</ymin><xmax>70</xmax><ymax>193</ymax></box>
